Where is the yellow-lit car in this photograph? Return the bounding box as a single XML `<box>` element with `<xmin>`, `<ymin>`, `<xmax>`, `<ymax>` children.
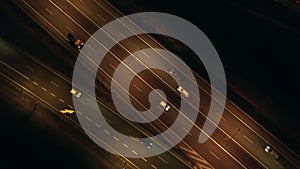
<box><xmin>160</xmin><ymin>101</ymin><xmax>171</xmax><ymax>111</ymax></box>
<box><xmin>70</xmin><ymin>88</ymin><xmax>82</xmax><ymax>98</ymax></box>
<box><xmin>177</xmin><ymin>86</ymin><xmax>189</xmax><ymax>98</ymax></box>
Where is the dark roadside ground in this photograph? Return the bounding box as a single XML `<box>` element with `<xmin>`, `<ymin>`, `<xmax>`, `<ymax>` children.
<box><xmin>109</xmin><ymin>0</ymin><xmax>300</xmax><ymax>153</ymax></box>
<box><xmin>0</xmin><ymin>0</ymin><xmax>299</xmax><ymax>167</ymax></box>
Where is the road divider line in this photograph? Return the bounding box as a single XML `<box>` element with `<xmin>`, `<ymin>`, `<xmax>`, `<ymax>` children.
<box><xmin>122</xmin><ymin>143</ymin><xmax>128</xmax><ymax>148</ymax></box>
<box><xmin>182</xmin><ymin>127</ymin><xmax>192</xmax><ymax>137</ymax></box>
<box><xmin>158</xmin><ymin>156</ymin><xmax>168</xmax><ymax>164</ymax></box>
<box><xmin>45</xmin><ymin>7</ymin><xmax>54</xmax><ymax>15</ymax></box>
<box><xmin>68</xmin><ymin>104</ymin><xmax>73</xmax><ymax>109</ymax></box>
<box><xmin>93</xmin><ymin>0</ymin><xmax>116</xmax><ymax>21</ymax></box>
<box><xmin>133</xmin><ymin>84</ymin><xmax>142</xmax><ymax>92</ymax></box>
<box><xmin>41</xmin><ymin>87</ymin><xmax>47</xmax><ymax>92</ymax></box>
<box><xmin>217</xmin><ymin>112</ymin><xmax>226</xmax><ymax>121</ymax></box>
<box><xmin>33</xmin><ymin>81</ymin><xmax>39</xmax><ymax>86</ymax></box>
<box><xmin>97</xmin><ymin>14</ymin><xmax>105</xmax><ymax>21</ymax></box>
<box><xmin>104</xmin><ymin>129</ymin><xmax>110</xmax><ymax>134</ymax></box>
<box><xmin>243</xmin><ymin>135</ymin><xmax>254</xmax><ymax>144</ymax></box>
<box><xmin>21</xmin><ymin>0</ymin><xmax>68</xmax><ymax>42</ymax></box>
<box><xmin>0</xmin><ymin>59</ymin><xmax>30</xmax><ymax>80</ymax></box>
<box><xmin>95</xmin><ymin>123</ymin><xmax>101</xmax><ymax>128</ymax></box>
<box><xmin>119</xmin><ymin>32</ymin><xmax>126</xmax><ymax>38</ymax></box>
<box><xmin>104</xmin><ymin>117</ymin><xmax>112</xmax><ymax>124</ymax></box>
<box><xmin>113</xmin><ymin>136</ymin><xmax>119</xmax><ymax>141</ymax></box>
<box><xmin>50</xmin><ymin>93</ymin><xmax>56</xmax><ymax>97</ymax></box>
<box><xmin>141</xmin><ymin>157</ymin><xmax>147</xmax><ymax>162</ymax></box>
<box><xmin>86</xmin><ymin>117</ymin><xmax>92</xmax><ymax>121</ymax></box>
<box><xmin>109</xmin><ymin>63</ymin><xmax>116</xmax><ymax>71</ymax></box>
<box><xmin>49</xmin><ymin>0</ymin><xmax>90</xmax><ymax>36</ymax></box>
<box><xmin>150</xmin><ymin>164</ymin><xmax>157</xmax><ymax>169</ymax></box>
<box><xmin>59</xmin><ymin>98</ymin><xmax>65</xmax><ymax>103</ymax></box>
<box><xmin>87</xmin><ymin>44</ymin><xmax>95</xmax><ymax>52</ymax></box>
<box><xmin>65</xmin><ymin>26</ymin><xmax>73</xmax><ymax>33</ymax></box>
<box><xmin>77</xmin><ymin>111</ymin><xmax>82</xmax><ymax>115</ymax></box>
<box><xmin>25</xmin><ymin>65</ymin><xmax>34</xmax><ymax>71</ymax></box>
<box><xmin>51</xmin><ymin>81</ymin><xmax>60</xmax><ymax>87</ymax></box>
<box><xmin>209</xmin><ymin>150</ymin><xmax>220</xmax><ymax>160</ymax></box>
<box><xmin>132</xmin><ymin>150</ymin><xmax>138</xmax><ymax>155</ymax></box>
<box><xmin>141</xmin><ymin>51</ymin><xmax>151</xmax><ymax>59</ymax></box>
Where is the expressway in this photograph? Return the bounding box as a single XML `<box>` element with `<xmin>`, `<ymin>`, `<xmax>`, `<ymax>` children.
<box><xmin>0</xmin><ymin>37</ymin><xmax>196</xmax><ymax>169</ymax></box>
<box><xmin>9</xmin><ymin>0</ymin><xmax>300</xmax><ymax>169</ymax></box>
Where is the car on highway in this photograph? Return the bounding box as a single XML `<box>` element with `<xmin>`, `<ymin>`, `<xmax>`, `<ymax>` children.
<box><xmin>138</xmin><ymin>135</ymin><xmax>153</xmax><ymax>149</ymax></box>
<box><xmin>70</xmin><ymin>88</ymin><xmax>82</xmax><ymax>98</ymax></box>
<box><xmin>177</xmin><ymin>86</ymin><xmax>190</xmax><ymax>98</ymax></box>
<box><xmin>170</xmin><ymin>69</ymin><xmax>181</xmax><ymax>81</ymax></box>
<box><xmin>67</xmin><ymin>32</ymin><xmax>84</xmax><ymax>49</ymax></box>
<box><xmin>160</xmin><ymin>101</ymin><xmax>171</xmax><ymax>111</ymax></box>
<box><xmin>264</xmin><ymin>145</ymin><xmax>280</xmax><ymax>159</ymax></box>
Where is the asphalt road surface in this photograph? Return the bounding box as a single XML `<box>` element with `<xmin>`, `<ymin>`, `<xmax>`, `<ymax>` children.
<box><xmin>4</xmin><ymin>0</ymin><xmax>300</xmax><ymax>168</ymax></box>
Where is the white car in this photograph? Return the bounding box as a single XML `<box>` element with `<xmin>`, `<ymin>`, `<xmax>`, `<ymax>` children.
<box><xmin>264</xmin><ymin>145</ymin><xmax>279</xmax><ymax>159</ymax></box>
<box><xmin>70</xmin><ymin>88</ymin><xmax>82</xmax><ymax>98</ymax></box>
<box><xmin>169</xmin><ymin>69</ymin><xmax>182</xmax><ymax>81</ymax></box>
<box><xmin>138</xmin><ymin>136</ymin><xmax>153</xmax><ymax>149</ymax></box>
<box><xmin>177</xmin><ymin>86</ymin><xmax>189</xmax><ymax>98</ymax></box>
<box><xmin>160</xmin><ymin>101</ymin><xmax>171</xmax><ymax>111</ymax></box>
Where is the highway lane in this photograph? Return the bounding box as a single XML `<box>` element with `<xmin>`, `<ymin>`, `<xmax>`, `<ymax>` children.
<box><xmin>108</xmin><ymin>37</ymin><xmax>297</xmax><ymax>168</ymax></box>
<box><xmin>12</xmin><ymin>1</ymin><xmax>214</xmax><ymax>168</ymax></box>
<box><xmin>0</xmin><ymin>38</ymin><xmax>193</xmax><ymax>169</ymax></box>
<box><xmin>12</xmin><ymin>0</ymin><xmax>290</xmax><ymax>168</ymax></box>
<box><xmin>13</xmin><ymin>0</ymin><xmax>300</xmax><ymax>168</ymax></box>
<box><xmin>108</xmin><ymin>49</ymin><xmax>262</xmax><ymax>168</ymax></box>
<box><xmin>71</xmin><ymin>1</ymin><xmax>300</xmax><ymax>168</ymax></box>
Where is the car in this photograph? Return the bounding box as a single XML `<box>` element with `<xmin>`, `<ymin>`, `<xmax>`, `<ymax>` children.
<box><xmin>177</xmin><ymin>86</ymin><xmax>189</xmax><ymax>98</ymax></box>
<box><xmin>67</xmin><ymin>32</ymin><xmax>84</xmax><ymax>49</ymax></box>
<box><xmin>70</xmin><ymin>88</ymin><xmax>82</xmax><ymax>98</ymax></box>
<box><xmin>160</xmin><ymin>101</ymin><xmax>171</xmax><ymax>111</ymax></box>
<box><xmin>264</xmin><ymin>145</ymin><xmax>280</xmax><ymax>159</ymax></box>
<box><xmin>138</xmin><ymin>135</ymin><xmax>153</xmax><ymax>149</ymax></box>
<box><xmin>169</xmin><ymin>69</ymin><xmax>181</xmax><ymax>81</ymax></box>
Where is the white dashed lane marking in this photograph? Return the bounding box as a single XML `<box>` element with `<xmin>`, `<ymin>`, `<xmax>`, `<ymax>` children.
<box><xmin>41</xmin><ymin>87</ymin><xmax>47</xmax><ymax>92</ymax></box>
<box><xmin>68</xmin><ymin>104</ymin><xmax>73</xmax><ymax>109</ymax></box>
<box><xmin>95</xmin><ymin>123</ymin><xmax>101</xmax><ymax>128</ymax></box>
<box><xmin>45</xmin><ymin>8</ymin><xmax>54</xmax><ymax>15</ymax></box>
<box><xmin>122</xmin><ymin>143</ymin><xmax>128</xmax><ymax>148</ymax></box>
<box><xmin>243</xmin><ymin>135</ymin><xmax>254</xmax><ymax>144</ymax></box>
<box><xmin>113</xmin><ymin>136</ymin><xmax>119</xmax><ymax>141</ymax></box>
<box><xmin>104</xmin><ymin>130</ymin><xmax>110</xmax><ymax>135</ymax></box>
<box><xmin>158</xmin><ymin>156</ymin><xmax>168</xmax><ymax>164</ymax></box>
<box><xmin>85</xmin><ymin>117</ymin><xmax>92</xmax><ymax>121</ymax></box>
<box><xmin>141</xmin><ymin>157</ymin><xmax>147</xmax><ymax>162</ymax></box>
<box><xmin>25</xmin><ymin>65</ymin><xmax>34</xmax><ymax>71</ymax></box>
<box><xmin>97</xmin><ymin>14</ymin><xmax>105</xmax><ymax>21</ymax></box>
<box><xmin>209</xmin><ymin>150</ymin><xmax>220</xmax><ymax>160</ymax></box>
<box><xmin>151</xmin><ymin>164</ymin><xmax>157</xmax><ymax>169</ymax></box>
<box><xmin>51</xmin><ymin>81</ymin><xmax>60</xmax><ymax>87</ymax></box>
